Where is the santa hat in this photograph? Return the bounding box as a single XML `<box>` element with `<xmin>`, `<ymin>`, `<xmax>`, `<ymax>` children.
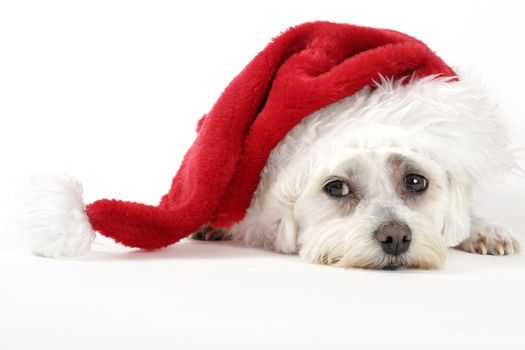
<box><xmin>14</xmin><ymin>21</ymin><xmax>458</xmax><ymax>257</ymax></box>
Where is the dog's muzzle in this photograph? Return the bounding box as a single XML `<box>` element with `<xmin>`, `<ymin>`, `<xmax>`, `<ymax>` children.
<box><xmin>375</xmin><ymin>222</ymin><xmax>412</xmax><ymax>255</ymax></box>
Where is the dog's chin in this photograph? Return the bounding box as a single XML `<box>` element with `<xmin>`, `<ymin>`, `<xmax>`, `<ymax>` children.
<box><xmin>298</xmin><ymin>219</ymin><xmax>447</xmax><ymax>270</ymax></box>
<box><xmin>302</xmin><ymin>245</ymin><xmax>446</xmax><ymax>270</ymax></box>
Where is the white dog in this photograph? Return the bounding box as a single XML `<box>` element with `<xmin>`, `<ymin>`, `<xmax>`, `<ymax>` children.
<box><xmin>193</xmin><ymin>74</ymin><xmax>521</xmax><ymax>270</ymax></box>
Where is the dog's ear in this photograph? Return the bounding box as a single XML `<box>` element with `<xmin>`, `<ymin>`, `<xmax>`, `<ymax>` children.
<box><xmin>271</xmin><ymin>169</ymin><xmax>310</xmax><ymax>254</ymax></box>
<box><xmin>441</xmin><ymin>173</ymin><xmax>472</xmax><ymax>246</ymax></box>
<box><xmin>274</xmin><ymin>203</ymin><xmax>299</xmax><ymax>253</ymax></box>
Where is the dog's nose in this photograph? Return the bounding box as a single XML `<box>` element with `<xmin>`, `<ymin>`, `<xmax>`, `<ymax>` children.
<box><xmin>375</xmin><ymin>222</ymin><xmax>412</xmax><ymax>255</ymax></box>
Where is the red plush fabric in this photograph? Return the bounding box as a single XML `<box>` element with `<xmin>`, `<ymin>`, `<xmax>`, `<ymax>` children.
<box><xmin>86</xmin><ymin>21</ymin><xmax>455</xmax><ymax>250</ymax></box>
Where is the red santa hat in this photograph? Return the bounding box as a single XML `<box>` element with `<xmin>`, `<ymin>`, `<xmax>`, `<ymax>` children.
<box><xmin>14</xmin><ymin>21</ymin><xmax>456</xmax><ymax>257</ymax></box>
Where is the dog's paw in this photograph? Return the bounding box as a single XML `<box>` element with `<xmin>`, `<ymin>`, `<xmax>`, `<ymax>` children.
<box><xmin>190</xmin><ymin>225</ymin><xmax>230</xmax><ymax>241</ymax></box>
<box><xmin>458</xmin><ymin>223</ymin><xmax>521</xmax><ymax>256</ymax></box>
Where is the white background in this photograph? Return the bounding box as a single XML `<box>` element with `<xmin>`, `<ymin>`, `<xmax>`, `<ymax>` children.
<box><xmin>1</xmin><ymin>1</ymin><xmax>524</xmax><ymax>349</ymax></box>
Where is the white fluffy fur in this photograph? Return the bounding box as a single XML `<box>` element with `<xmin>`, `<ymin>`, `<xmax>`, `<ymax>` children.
<box><xmin>12</xmin><ymin>175</ymin><xmax>95</xmax><ymax>257</ymax></box>
<box><xmin>231</xmin><ymin>72</ymin><xmax>516</xmax><ymax>269</ymax></box>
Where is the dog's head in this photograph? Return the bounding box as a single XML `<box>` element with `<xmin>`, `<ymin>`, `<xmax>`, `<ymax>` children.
<box><xmin>294</xmin><ymin>147</ymin><xmax>452</xmax><ymax>269</ymax></box>
<box><xmin>267</xmin><ymin>75</ymin><xmax>514</xmax><ymax>269</ymax></box>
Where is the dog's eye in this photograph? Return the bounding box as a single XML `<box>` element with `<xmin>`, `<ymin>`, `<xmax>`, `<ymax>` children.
<box><xmin>324</xmin><ymin>180</ymin><xmax>351</xmax><ymax>198</ymax></box>
<box><xmin>404</xmin><ymin>174</ymin><xmax>428</xmax><ymax>193</ymax></box>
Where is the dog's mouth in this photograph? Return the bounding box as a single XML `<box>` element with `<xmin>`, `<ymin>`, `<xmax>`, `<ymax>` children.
<box><xmin>382</xmin><ymin>255</ymin><xmax>406</xmax><ymax>270</ymax></box>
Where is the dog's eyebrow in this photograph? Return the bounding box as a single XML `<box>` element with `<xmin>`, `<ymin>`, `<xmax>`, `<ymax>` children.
<box><xmin>337</xmin><ymin>157</ymin><xmax>366</xmax><ymax>178</ymax></box>
<box><xmin>387</xmin><ymin>154</ymin><xmax>424</xmax><ymax>175</ymax></box>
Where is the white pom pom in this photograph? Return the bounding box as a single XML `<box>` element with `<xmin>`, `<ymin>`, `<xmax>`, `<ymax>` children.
<box><xmin>11</xmin><ymin>175</ymin><xmax>95</xmax><ymax>257</ymax></box>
